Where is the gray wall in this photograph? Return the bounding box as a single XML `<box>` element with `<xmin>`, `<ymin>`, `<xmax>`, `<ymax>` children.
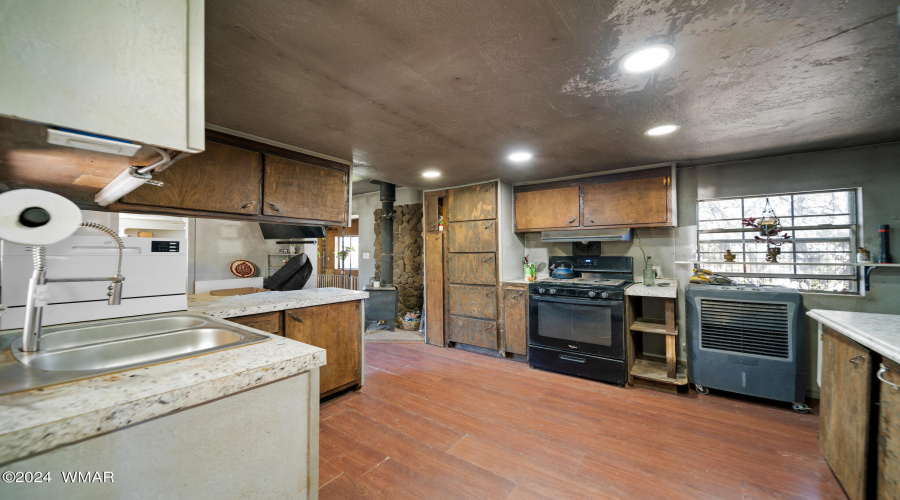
<box><xmin>353</xmin><ymin>187</ymin><xmax>423</xmax><ymax>289</ymax></box>
<box><xmin>517</xmin><ymin>141</ymin><xmax>900</xmax><ymax>397</ymax></box>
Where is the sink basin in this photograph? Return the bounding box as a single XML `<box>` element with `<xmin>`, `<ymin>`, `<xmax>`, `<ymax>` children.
<box><xmin>0</xmin><ymin>314</ymin><xmax>270</xmax><ymax>395</ymax></box>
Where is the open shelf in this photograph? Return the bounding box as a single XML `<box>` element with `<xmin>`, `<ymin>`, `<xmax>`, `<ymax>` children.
<box><xmin>630</xmin><ymin>318</ymin><xmax>675</xmax><ymax>336</ymax></box>
<box><xmin>630</xmin><ymin>358</ymin><xmax>688</xmax><ymax>390</ymax></box>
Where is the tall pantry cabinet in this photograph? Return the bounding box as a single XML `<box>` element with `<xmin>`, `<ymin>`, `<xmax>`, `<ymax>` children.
<box><xmin>423</xmin><ymin>181</ymin><xmax>525</xmax><ymax>356</ymax></box>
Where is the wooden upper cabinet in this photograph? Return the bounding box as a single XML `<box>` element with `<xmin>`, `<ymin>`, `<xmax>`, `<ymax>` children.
<box><xmin>583</xmin><ymin>176</ymin><xmax>670</xmax><ymax>227</ymax></box>
<box><xmin>264</xmin><ymin>155</ymin><xmax>349</xmax><ymax>224</ymax></box>
<box><xmin>514</xmin><ymin>187</ymin><xmax>580</xmax><ymax>231</ymax></box>
<box><xmin>448</xmin><ymin>182</ymin><xmax>496</xmax><ymax>222</ymax></box>
<box><xmin>122</xmin><ymin>141</ymin><xmax>261</xmax><ymax>215</ymax></box>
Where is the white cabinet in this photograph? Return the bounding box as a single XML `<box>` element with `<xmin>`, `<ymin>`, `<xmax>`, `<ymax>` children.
<box><xmin>0</xmin><ymin>0</ymin><xmax>204</xmax><ymax>152</ymax></box>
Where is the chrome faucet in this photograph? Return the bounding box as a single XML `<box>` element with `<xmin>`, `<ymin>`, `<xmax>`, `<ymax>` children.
<box><xmin>20</xmin><ymin>222</ymin><xmax>124</xmax><ymax>352</ymax></box>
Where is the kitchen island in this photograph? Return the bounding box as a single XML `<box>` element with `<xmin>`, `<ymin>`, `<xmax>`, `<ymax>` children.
<box><xmin>188</xmin><ymin>287</ymin><xmax>368</xmax><ymax>397</ymax></box>
<box><xmin>0</xmin><ymin>314</ymin><xmax>324</xmax><ymax>499</ymax></box>
<box><xmin>808</xmin><ymin>309</ymin><xmax>900</xmax><ymax>499</ymax></box>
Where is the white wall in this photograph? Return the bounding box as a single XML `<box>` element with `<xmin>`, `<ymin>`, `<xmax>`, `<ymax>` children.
<box><xmin>352</xmin><ymin>187</ymin><xmax>423</xmax><ymax>288</ymax></box>
<box><xmin>515</xmin><ymin>141</ymin><xmax>900</xmax><ymax>397</ymax></box>
<box><xmin>189</xmin><ymin>218</ymin><xmax>318</xmax><ymax>292</ymax></box>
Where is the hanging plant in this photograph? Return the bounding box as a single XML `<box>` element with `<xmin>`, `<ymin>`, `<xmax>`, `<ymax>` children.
<box><xmin>742</xmin><ymin>198</ymin><xmax>792</xmax><ymax>262</ymax></box>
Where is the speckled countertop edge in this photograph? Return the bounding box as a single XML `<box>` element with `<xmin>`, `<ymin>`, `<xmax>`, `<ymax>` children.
<box><xmin>0</xmin><ymin>315</ymin><xmax>326</xmax><ymax>465</ymax></box>
<box><xmin>626</xmin><ymin>279</ymin><xmax>679</xmax><ymax>298</ymax></box>
<box><xmin>187</xmin><ymin>288</ymin><xmax>368</xmax><ymax>318</ymax></box>
<box><xmin>807</xmin><ymin>309</ymin><xmax>900</xmax><ymax>364</ymax></box>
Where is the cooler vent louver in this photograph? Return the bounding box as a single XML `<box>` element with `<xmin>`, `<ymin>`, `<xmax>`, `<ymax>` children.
<box><xmin>699</xmin><ymin>299</ymin><xmax>790</xmax><ymax>359</ymax></box>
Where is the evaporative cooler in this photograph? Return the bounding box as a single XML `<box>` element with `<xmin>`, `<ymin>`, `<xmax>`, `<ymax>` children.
<box><xmin>686</xmin><ymin>284</ymin><xmax>808</xmax><ymax>412</ymax></box>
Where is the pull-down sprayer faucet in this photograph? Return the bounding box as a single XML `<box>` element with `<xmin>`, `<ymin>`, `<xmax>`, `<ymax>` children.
<box><xmin>20</xmin><ymin>221</ymin><xmax>124</xmax><ymax>352</ymax></box>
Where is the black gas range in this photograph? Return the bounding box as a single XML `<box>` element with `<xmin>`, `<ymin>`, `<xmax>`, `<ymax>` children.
<box><xmin>528</xmin><ymin>256</ymin><xmax>633</xmax><ymax>386</ymax></box>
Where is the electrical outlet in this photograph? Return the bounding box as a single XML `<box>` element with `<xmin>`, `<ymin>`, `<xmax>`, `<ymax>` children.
<box><xmin>362</xmin><ymin>253</ymin><xmax>370</xmax><ymax>259</ymax></box>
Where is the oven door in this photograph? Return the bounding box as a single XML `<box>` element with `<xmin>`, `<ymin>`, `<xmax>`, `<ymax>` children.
<box><xmin>528</xmin><ymin>295</ymin><xmax>624</xmax><ymax>359</ymax></box>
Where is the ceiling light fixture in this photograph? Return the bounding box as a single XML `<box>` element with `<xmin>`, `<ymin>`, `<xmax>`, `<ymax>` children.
<box><xmin>508</xmin><ymin>151</ymin><xmax>533</xmax><ymax>162</ymax></box>
<box><xmin>422</xmin><ymin>170</ymin><xmax>441</xmax><ymax>178</ymax></box>
<box><xmin>645</xmin><ymin>124</ymin><xmax>680</xmax><ymax>136</ymax></box>
<box><xmin>621</xmin><ymin>44</ymin><xmax>676</xmax><ymax>74</ymax></box>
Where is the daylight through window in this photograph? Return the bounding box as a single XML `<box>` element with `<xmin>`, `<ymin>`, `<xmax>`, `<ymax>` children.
<box><xmin>696</xmin><ymin>189</ymin><xmax>859</xmax><ymax>293</ymax></box>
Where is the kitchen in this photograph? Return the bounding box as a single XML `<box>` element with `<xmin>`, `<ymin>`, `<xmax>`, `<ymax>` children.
<box><xmin>1</xmin><ymin>1</ymin><xmax>899</xmax><ymax>499</ymax></box>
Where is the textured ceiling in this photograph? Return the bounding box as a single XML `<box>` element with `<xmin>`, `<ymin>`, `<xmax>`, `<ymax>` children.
<box><xmin>206</xmin><ymin>0</ymin><xmax>900</xmax><ymax>195</ymax></box>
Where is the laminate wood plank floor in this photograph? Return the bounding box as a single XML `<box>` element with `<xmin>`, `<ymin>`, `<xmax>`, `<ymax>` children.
<box><xmin>319</xmin><ymin>343</ymin><xmax>846</xmax><ymax>499</ymax></box>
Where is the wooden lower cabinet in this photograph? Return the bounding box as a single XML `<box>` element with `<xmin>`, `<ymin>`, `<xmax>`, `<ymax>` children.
<box><xmin>878</xmin><ymin>358</ymin><xmax>900</xmax><ymax>499</ymax></box>
<box><xmin>227</xmin><ymin>311</ymin><xmax>282</xmax><ymax>336</ymax></box>
<box><xmin>447</xmin><ymin>315</ymin><xmax>498</xmax><ymax>350</ymax></box>
<box><xmin>500</xmin><ymin>284</ymin><xmax>528</xmax><ymax>357</ymax></box>
<box><xmin>820</xmin><ymin>326</ymin><xmax>873</xmax><ymax>500</ymax></box>
<box><xmin>284</xmin><ymin>301</ymin><xmax>361</xmax><ymax>396</ymax></box>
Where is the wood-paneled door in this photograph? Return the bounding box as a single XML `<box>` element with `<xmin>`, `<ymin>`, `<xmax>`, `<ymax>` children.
<box><xmin>820</xmin><ymin>326</ymin><xmax>873</xmax><ymax>500</ymax></box>
<box><xmin>284</xmin><ymin>301</ymin><xmax>361</xmax><ymax>396</ymax></box>
<box><xmin>264</xmin><ymin>155</ymin><xmax>348</xmax><ymax>224</ymax></box>
<box><xmin>582</xmin><ymin>176</ymin><xmax>670</xmax><ymax>227</ymax></box>
<box><xmin>448</xmin><ymin>182</ymin><xmax>496</xmax><ymax>222</ymax></box>
<box><xmin>878</xmin><ymin>357</ymin><xmax>900</xmax><ymax>499</ymax></box>
<box><xmin>501</xmin><ymin>284</ymin><xmax>528</xmax><ymax>356</ymax></box>
<box><xmin>514</xmin><ymin>187</ymin><xmax>580</xmax><ymax>231</ymax></box>
<box><xmin>122</xmin><ymin>141</ymin><xmax>261</xmax><ymax>215</ymax></box>
<box><xmin>424</xmin><ymin>233</ymin><xmax>445</xmax><ymax>346</ymax></box>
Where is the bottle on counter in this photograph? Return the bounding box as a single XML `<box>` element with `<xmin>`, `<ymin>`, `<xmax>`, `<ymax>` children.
<box><xmin>643</xmin><ymin>256</ymin><xmax>656</xmax><ymax>286</ymax></box>
<box><xmin>878</xmin><ymin>224</ymin><xmax>892</xmax><ymax>263</ymax></box>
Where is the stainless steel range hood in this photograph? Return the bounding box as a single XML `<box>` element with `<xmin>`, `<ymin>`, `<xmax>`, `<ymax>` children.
<box><xmin>541</xmin><ymin>228</ymin><xmax>633</xmax><ymax>243</ymax></box>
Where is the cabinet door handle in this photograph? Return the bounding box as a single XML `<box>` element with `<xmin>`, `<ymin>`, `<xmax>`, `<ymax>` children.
<box><xmin>568</xmin><ymin>217</ymin><xmax>577</xmax><ymax>224</ymax></box>
<box><xmin>287</xmin><ymin>312</ymin><xmax>303</xmax><ymax>323</ymax></box>
<box><xmin>878</xmin><ymin>363</ymin><xmax>900</xmax><ymax>390</ymax></box>
<box><xmin>239</xmin><ymin>201</ymin><xmax>256</xmax><ymax>210</ymax></box>
<box><xmin>586</xmin><ymin>218</ymin><xmax>594</xmax><ymax>224</ymax></box>
<box><xmin>483</xmin><ymin>256</ymin><xmax>492</xmax><ymax>263</ymax></box>
<box><xmin>246</xmin><ymin>322</ymin><xmax>257</xmax><ymax>328</ymax></box>
<box><xmin>849</xmin><ymin>354</ymin><xmax>865</xmax><ymax>364</ymax></box>
<box><xmin>267</xmin><ymin>202</ymin><xmax>283</xmax><ymax>214</ymax></box>
<box><xmin>484</xmin><ymin>221</ymin><xmax>494</xmax><ymax>230</ymax></box>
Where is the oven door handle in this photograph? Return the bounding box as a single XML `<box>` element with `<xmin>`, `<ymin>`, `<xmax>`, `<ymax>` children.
<box><xmin>531</xmin><ymin>295</ymin><xmax>621</xmax><ymax>307</ymax></box>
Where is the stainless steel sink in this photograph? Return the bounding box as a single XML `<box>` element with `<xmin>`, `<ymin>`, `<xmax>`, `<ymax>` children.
<box><xmin>0</xmin><ymin>314</ymin><xmax>270</xmax><ymax>395</ymax></box>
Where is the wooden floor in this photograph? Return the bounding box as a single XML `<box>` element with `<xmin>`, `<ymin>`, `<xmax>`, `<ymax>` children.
<box><xmin>319</xmin><ymin>343</ymin><xmax>846</xmax><ymax>499</ymax></box>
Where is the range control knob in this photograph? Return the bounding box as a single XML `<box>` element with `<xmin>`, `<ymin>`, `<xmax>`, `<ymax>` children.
<box><xmin>588</xmin><ymin>291</ymin><xmax>597</xmax><ymax>298</ymax></box>
<box><xmin>601</xmin><ymin>291</ymin><xmax>610</xmax><ymax>299</ymax></box>
<box><xmin>538</xmin><ymin>288</ymin><xmax>546</xmax><ymax>294</ymax></box>
<box><xmin>549</xmin><ymin>288</ymin><xmax>557</xmax><ymax>295</ymax></box>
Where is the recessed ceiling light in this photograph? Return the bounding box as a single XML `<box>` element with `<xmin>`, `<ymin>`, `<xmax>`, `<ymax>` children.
<box><xmin>621</xmin><ymin>44</ymin><xmax>676</xmax><ymax>74</ymax></box>
<box><xmin>645</xmin><ymin>124</ymin><xmax>680</xmax><ymax>136</ymax></box>
<box><xmin>508</xmin><ymin>151</ymin><xmax>533</xmax><ymax>162</ymax></box>
<box><xmin>422</xmin><ymin>170</ymin><xmax>441</xmax><ymax>178</ymax></box>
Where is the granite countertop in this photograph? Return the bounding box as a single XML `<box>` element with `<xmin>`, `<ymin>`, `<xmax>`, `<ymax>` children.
<box><xmin>807</xmin><ymin>309</ymin><xmax>900</xmax><ymax>364</ymax></box>
<box><xmin>0</xmin><ymin>313</ymin><xmax>325</xmax><ymax>465</ymax></box>
<box><xmin>188</xmin><ymin>287</ymin><xmax>368</xmax><ymax>318</ymax></box>
<box><xmin>626</xmin><ymin>279</ymin><xmax>678</xmax><ymax>298</ymax></box>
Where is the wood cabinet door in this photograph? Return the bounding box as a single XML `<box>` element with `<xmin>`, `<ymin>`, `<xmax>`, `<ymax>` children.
<box><xmin>227</xmin><ymin>311</ymin><xmax>282</xmax><ymax>335</ymax></box>
<box><xmin>448</xmin><ymin>182</ymin><xmax>496</xmax><ymax>222</ymax></box>
<box><xmin>447</xmin><ymin>315</ymin><xmax>498</xmax><ymax>350</ymax></box>
<box><xmin>878</xmin><ymin>358</ymin><xmax>900</xmax><ymax>499</ymax></box>
<box><xmin>122</xmin><ymin>141</ymin><xmax>261</xmax><ymax>214</ymax></box>
<box><xmin>582</xmin><ymin>176</ymin><xmax>670</xmax><ymax>227</ymax></box>
<box><xmin>264</xmin><ymin>155</ymin><xmax>348</xmax><ymax>224</ymax></box>
<box><xmin>424</xmin><ymin>233</ymin><xmax>444</xmax><ymax>346</ymax></box>
<box><xmin>447</xmin><ymin>253</ymin><xmax>497</xmax><ymax>285</ymax></box>
<box><xmin>284</xmin><ymin>301</ymin><xmax>360</xmax><ymax>395</ymax></box>
<box><xmin>501</xmin><ymin>285</ymin><xmax>528</xmax><ymax>356</ymax></box>
<box><xmin>820</xmin><ymin>327</ymin><xmax>872</xmax><ymax>500</ymax></box>
<box><xmin>448</xmin><ymin>220</ymin><xmax>497</xmax><ymax>253</ymax></box>
<box><xmin>447</xmin><ymin>284</ymin><xmax>497</xmax><ymax>320</ymax></box>
<box><xmin>514</xmin><ymin>187</ymin><xmax>580</xmax><ymax>231</ymax></box>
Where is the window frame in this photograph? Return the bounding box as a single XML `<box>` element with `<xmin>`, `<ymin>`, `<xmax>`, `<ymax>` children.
<box><xmin>695</xmin><ymin>188</ymin><xmax>862</xmax><ymax>294</ymax></box>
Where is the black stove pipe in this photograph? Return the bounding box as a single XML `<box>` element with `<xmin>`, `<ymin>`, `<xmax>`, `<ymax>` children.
<box><xmin>378</xmin><ymin>182</ymin><xmax>396</xmax><ymax>285</ymax></box>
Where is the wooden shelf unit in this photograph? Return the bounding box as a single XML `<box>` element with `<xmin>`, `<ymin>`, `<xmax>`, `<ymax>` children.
<box><xmin>626</xmin><ymin>295</ymin><xmax>687</xmax><ymax>392</ymax></box>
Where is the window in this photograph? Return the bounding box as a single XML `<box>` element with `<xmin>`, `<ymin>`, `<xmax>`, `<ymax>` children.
<box><xmin>697</xmin><ymin>189</ymin><xmax>859</xmax><ymax>293</ymax></box>
<box><xmin>334</xmin><ymin>236</ymin><xmax>358</xmax><ymax>270</ymax></box>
